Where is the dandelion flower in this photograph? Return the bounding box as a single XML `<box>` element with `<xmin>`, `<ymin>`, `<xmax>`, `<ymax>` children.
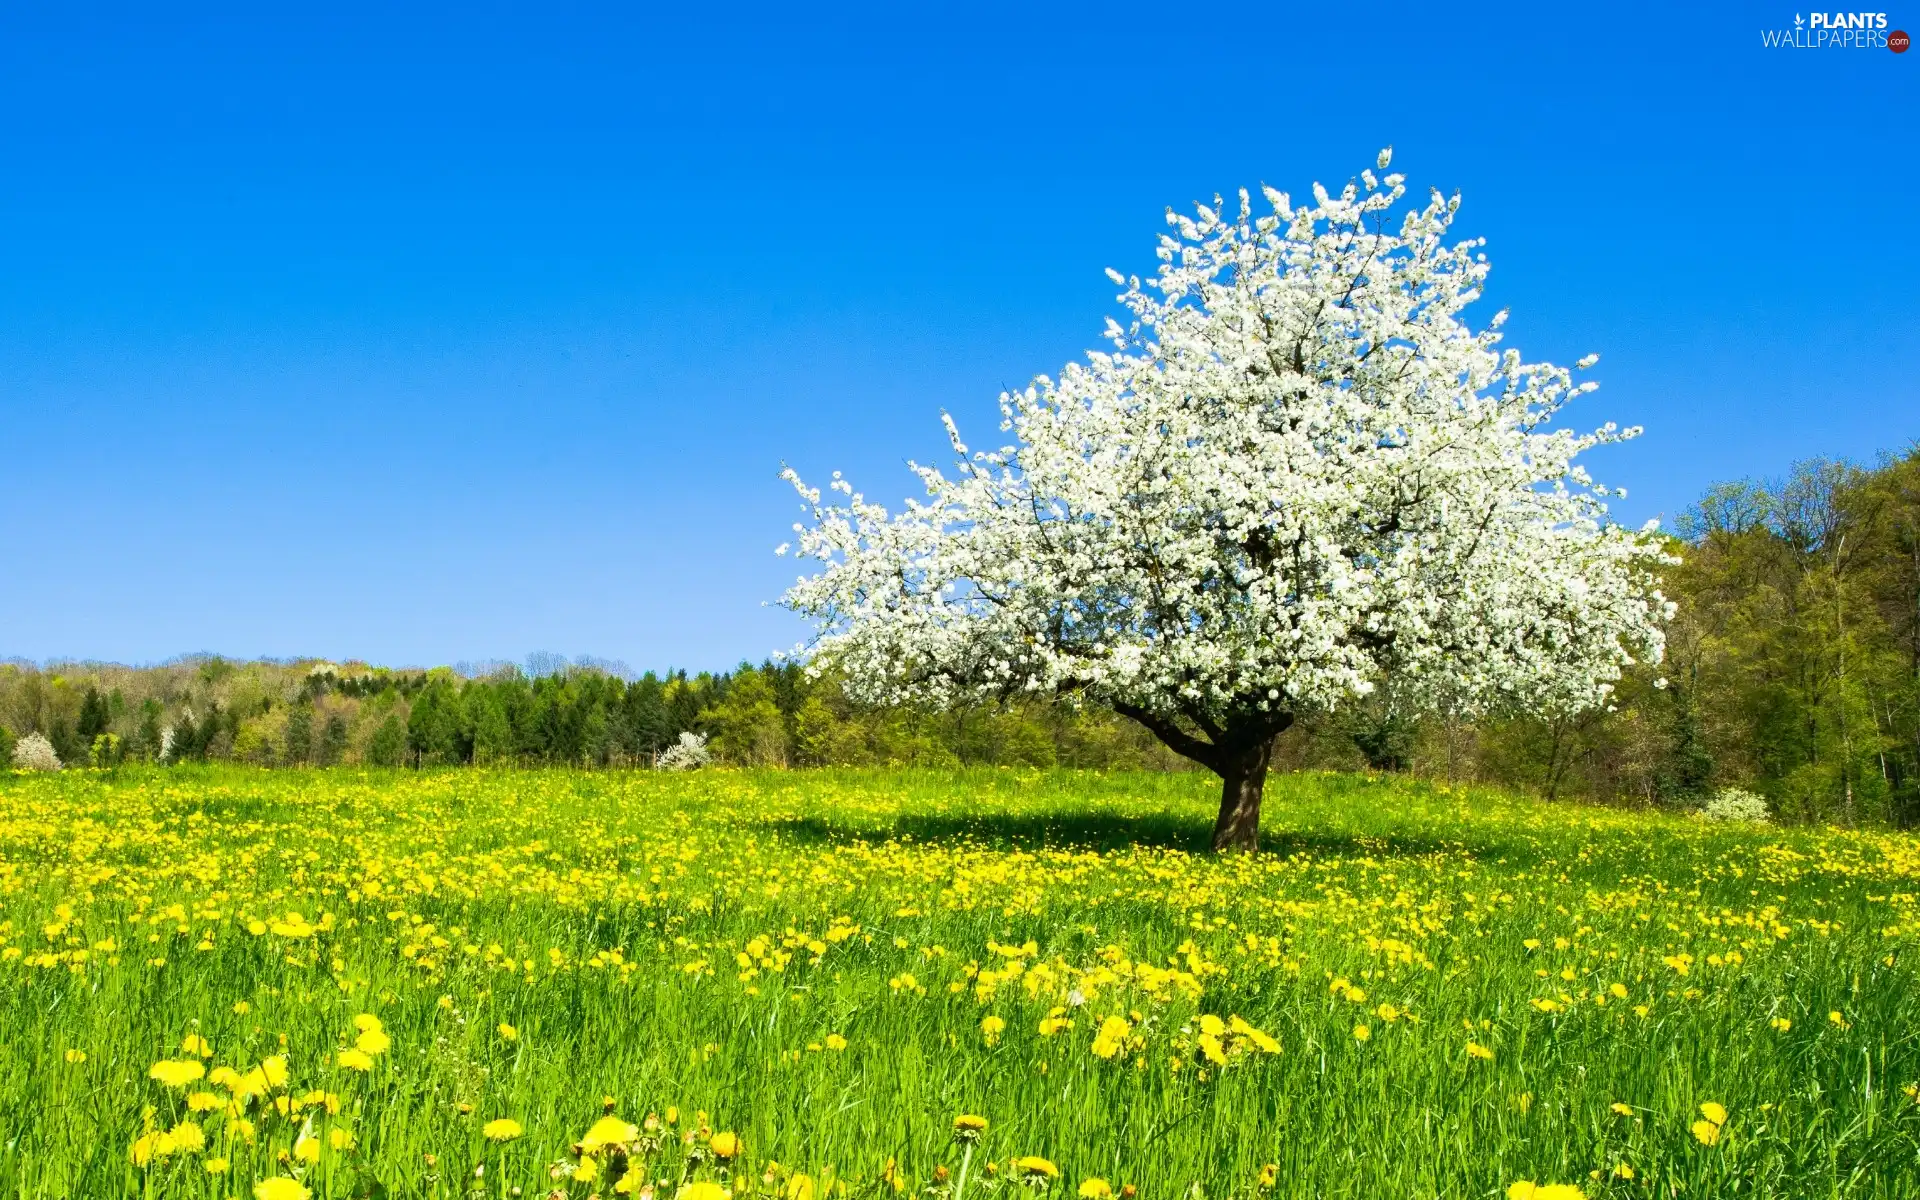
<box><xmin>1691</xmin><ymin>1119</ymin><xmax>1721</xmax><ymax>1146</ymax></box>
<box><xmin>483</xmin><ymin>1119</ymin><xmax>524</xmax><ymax>1142</ymax></box>
<box><xmin>150</xmin><ymin>1060</ymin><xmax>207</xmax><ymax>1088</ymax></box>
<box><xmin>1699</xmin><ymin>1101</ymin><xmax>1727</xmax><ymax>1127</ymax></box>
<box><xmin>498</xmin><ymin>1023</ymin><xmax>518</xmax><ymax>1042</ymax></box>
<box><xmin>254</xmin><ymin>1179</ymin><xmax>311</xmax><ymax>1200</ymax></box>
<box><xmin>580</xmin><ymin>1115</ymin><xmax>638</xmax><ymax>1151</ymax></box>
<box><xmin>710</xmin><ymin>1131</ymin><xmax>740</xmax><ymax>1159</ymax></box>
<box><xmin>1012</xmin><ymin>1156</ymin><xmax>1059</xmax><ymax>1180</ymax></box>
<box><xmin>981</xmin><ymin>1015</ymin><xmax>1006</xmax><ymax>1046</ymax></box>
<box><xmin>64</xmin><ymin>1049</ymin><xmax>86</xmax><ymax>1064</ymax></box>
<box><xmin>204</xmin><ymin>1157</ymin><xmax>229</xmax><ymax>1175</ymax></box>
<box><xmin>1467</xmin><ymin>1042</ymin><xmax>1494</xmax><ymax>1060</ymax></box>
<box><xmin>1610</xmin><ymin>1103</ymin><xmax>1633</xmax><ymax>1117</ymax></box>
<box><xmin>677</xmin><ymin>1184</ymin><xmax>730</xmax><ymax>1200</ymax></box>
<box><xmin>953</xmin><ymin>1113</ymin><xmax>989</xmax><ymax>1141</ymax></box>
<box><xmin>1506</xmin><ymin>1185</ymin><xmax>1585</xmax><ymax>1200</ymax></box>
<box><xmin>337</xmin><ymin>1048</ymin><xmax>374</xmax><ymax>1072</ymax></box>
<box><xmin>1352</xmin><ymin>1025</ymin><xmax>1370</xmax><ymax>1043</ymax></box>
<box><xmin>786</xmin><ymin>1172</ymin><xmax>816</xmax><ymax>1200</ymax></box>
<box><xmin>824</xmin><ymin>1033</ymin><xmax>847</xmax><ymax>1051</ymax></box>
<box><xmin>1079</xmin><ymin>1179</ymin><xmax>1113</xmax><ymax>1199</ymax></box>
<box><xmin>355</xmin><ymin>1029</ymin><xmax>391</xmax><ymax>1056</ymax></box>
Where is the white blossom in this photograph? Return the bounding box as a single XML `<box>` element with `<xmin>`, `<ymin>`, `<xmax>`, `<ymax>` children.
<box><xmin>780</xmin><ymin>153</ymin><xmax>1673</xmax><ymax>847</ymax></box>
<box><xmin>656</xmin><ymin>731</ymin><xmax>711</xmax><ymax>771</ymax></box>
<box><xmin>12</xmin><ymin>732</ymin><xmax>62</xmax><ymax>772</ymax></box>
<box><xmin>1702</xmin><ymin>787</ymin><xmax>1770</xmax><ymax>824</ymax></box>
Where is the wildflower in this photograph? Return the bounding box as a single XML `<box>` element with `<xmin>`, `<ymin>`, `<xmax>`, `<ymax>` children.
<box><xmin>254</xmin><ymin>1180</ymin><xmax>311</xmax><ymax>1200</ymax></box>
<box><xmin>710</xmin><ymin>1131</ymin><xmax>741</xmax><ymax>1159</ymax></box>
<box><xmin>204</xmin><ymin>1157</ymin><xmax>230</xmax><ymax>1175</ymax></box>
<box><xmin>677</xmin><ymin>1184</ymin><xmax>730</xmax><ymax>1200</ymax></box>
<box><xmin>150</xmin><ymin>1060</ymin><xmax>207</xmax><ymax>1088</ymax></box>
<box><xmin>329</xmin><ymin>1128</ymin><xmax>355</xmax><ymax>1151</ymax></box>
<box><xmin>337</xmin><ymin>1048</ymin><xmax>375</xmax><ymax>1072</ymax></box>
<box><xmin>786</xmin><ymin>1173</ymin><xmax>816</xmax><ymax>1200</ymax></box>
<box><xmin>169</xmin><ymin>1122</ymin><xmax>206</xmax><ymax>1154</ymax></box>
<box><xmin>354</xmin><ymin>1014</ymin><xmax>383</xmax><ymax>1034</ymax></box>
<box><xmin>1467</xmin><ymin>1042</ymin><xmax>1494</xmax><ymax>1060</ymax></box>
<box><xmin>261</xmin><ymin>1056</ymin><xmax>289</xmax><ymax>1089</ymax></box>
<box><xmin>181</xmin><ymin>1034</ymin><xmax>213</xmax><ymax>1057</ymax></box>
<box><xmin>1090</xmin><ymin>1015</ymin><xmax>1130</xmax><ymax>1060</ymax></box>
<box><xmin>1691</xmin><ymin>1119</ymin><xmax>1721</xmax><ymax>1146</ymax></box>
<box><xmin>1612</xmin><ymin>1163</ymin><xmax>1634</xmax><ymax>1180</ymax></box>
<box><xmin>1079</xmin><ymin>1179</ymin><xmax>1113</xmax><ymax>1199</ymax></box>
<box><xmin>484</xmin><ymin>1118</ymin><xmax>524</xmax><ymax>1142</ymax></box>
<box><xmin>1506</xmin><ymin>1185</ymin><xmax>1585</xmax><ymax>1200</ymax></box>
<box><xmin>1699</xmin><ymin>1101</ymin><xmax>1727</xmax><ymax>1127</ymax></box>
<box><xmin>1352</xmin><ymin>1025</ymin><xmax>1370</xmax><ymax>1043</ymax></box>
<box><xmin>982</xmin><ymin>1015</ymin><xmax>1006</xmax><ymax>1046</ymax></box>
<box><xmin>64</xmin><ymin>1049</ymin><xmax>86</xmax><ymax>1064</ymax></box>
<box><xmin>1257</xmin><ymin>1164</ymin><xmax>1277</xmax><ymax>1188</ymax></box>
<box><xmin>355</xmin><ymin>1028</ymin><xmax>391</xmax><ymax>1056</ymax></box>
<box><xmin>1610</xmin><ymin>1103</ymin><xmax>1633</xmax><ymax>1116</ymax></box>
<box><xmin>498</xmin><ymin>1023</ymin><xmax>518</xmax><ymax>1041</ymax></box>
<box><xmin>1013</xmin><ymin>1156</ymin><xmax>1059</xmax><ymax>1180</ymax></box>
<box><xmin>1770</xmin><ymin>1016</ymin><xmax>1792</xmax><ymax>1032</ymax></box>
<box><xmin>1375</xmin><ymin>1003</ymin><xmax>1400</xmax><ymax>1023</ymax></box>
<box><xmin>1829</xmin><ymin>1010</ymin><xmax>1851</xmax><ymax>1030</ymax></box>
<box><xmin>294</xmin><ymin>1132</ymin><xmax>321</xmax><ymax>1163</ymax></box>
<box><xmin>824</xmin><ymin>1033</ymin><xmax>848</xmax><ymax>1051</ymax></box>
<box><xmin>580</xmin><ymin>1115</ymin><xmax>639</xmax><ymax>1151</ymax></box>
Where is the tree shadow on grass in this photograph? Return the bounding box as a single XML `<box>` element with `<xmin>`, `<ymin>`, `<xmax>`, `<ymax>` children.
<box><xmin>756</xmin><ymin>811</ymin><xmax>1463</xmax><ymax>859</ymax></box>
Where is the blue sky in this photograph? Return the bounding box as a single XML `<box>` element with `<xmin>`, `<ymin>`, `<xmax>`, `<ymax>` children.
<box><xmin>1</xmin><ymin>2</ymin><xmax>1914</xmax><ymax>672</ymax></box>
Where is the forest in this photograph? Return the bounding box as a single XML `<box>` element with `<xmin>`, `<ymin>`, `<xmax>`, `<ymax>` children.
<box><xmin>5</xmin><ymin>446</ymin><xmax>1918</xmax><ymax>826</ymax></box>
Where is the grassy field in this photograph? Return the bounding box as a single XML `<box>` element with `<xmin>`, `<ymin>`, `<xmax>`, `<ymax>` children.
<box><xmin>1</xmin><ymin>767</ymin><xmax>1917</xmax><ymax>1199</ymax></box>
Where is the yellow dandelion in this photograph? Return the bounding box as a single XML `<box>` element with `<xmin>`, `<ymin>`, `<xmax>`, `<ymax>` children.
<box><xmin>710</xmin><ymin>1130</ymin><xmax>741</xmax><ymax>1159</ymax></box>
<box><xmin>483</xmin><ymin>1118</ymin><xmax>524</xmax><ymax>1142</ymax></box>
<box><xmin>149</xmin><ymin>1060</ymin><xmax>207</xmax><ymax>1089</ymax></box>
<box><xmin>337</xmin><ymin>1048</ymin><xmax>374</xmax><ymax>1072</ymax></box>
<box><xmin>254</xmin><ymin>1179</ymin><xmax>311</xmax><ymax>1200</ymax></box>
<box><xmin>580</xmin><ymin>1115</ymin><xmax>638</xmax><ymax>1151</ymax></box>
<box><xmin>1012</xmin><ymin>1156</ymin><xmax>1059</xmax><ymax>1180</ymax></box>
<box><xmin>1352</xmin><ymin>1025</ymin><xmax>1370</xmax><ymax>1043</ymax></box>
<box><xmin>1079</xmin><ymin>1179</ymin><xmax>1113</xmax><ymax>1199</ymax></box>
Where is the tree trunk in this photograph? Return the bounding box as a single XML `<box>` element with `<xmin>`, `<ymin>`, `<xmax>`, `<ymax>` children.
<box><xmin>1211</xmin><ymin>735</ymin><xmax>1278</xmax><ymax>853</ymax></box>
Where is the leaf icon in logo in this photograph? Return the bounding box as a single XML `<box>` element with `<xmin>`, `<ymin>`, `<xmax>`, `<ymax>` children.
<box><xmin>1794</xmin><ymin>12</ymin><xmax>1804</xmax><ymax>25</ymax></box>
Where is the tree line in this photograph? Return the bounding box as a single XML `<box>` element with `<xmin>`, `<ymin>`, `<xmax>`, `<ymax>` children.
<box><xmin>3</xmin><ymin>445</ymin><xmax>1916</xmax><ymax>824</ymax></box>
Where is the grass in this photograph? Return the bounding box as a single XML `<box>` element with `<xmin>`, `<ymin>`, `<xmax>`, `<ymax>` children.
<box><xmin>1</xmin><ymin>765</ymin><xmax>1917</xmax><ymax>1198</ymax></box>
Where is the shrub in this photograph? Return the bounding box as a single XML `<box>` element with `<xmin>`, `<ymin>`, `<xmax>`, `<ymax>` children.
<box><xmin>1703</xmin><ymin>786</ymin><xmax>1771</xmax><ymax>824</ymax></box>
<box><xmin>656</xmin><ymin>731</ymin><xmax>711</xmax><ymax>771</ymax></box>
<box><xmin>12</xmin><ymin>732</ymin><xmax>63</xmax><ymax>772</ymax></box>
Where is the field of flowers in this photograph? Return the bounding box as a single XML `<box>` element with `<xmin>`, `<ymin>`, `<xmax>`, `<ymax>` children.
<box><xmin>1</xmin><ymin>766</ymin><xmax>1917</xmax><ymax>1199</ymax></box>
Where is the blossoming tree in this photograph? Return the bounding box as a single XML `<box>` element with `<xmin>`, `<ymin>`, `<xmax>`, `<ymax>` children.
<box><xmin>781</xmin><ymin>150</ymin><xmax>1674</xmax><ymax>850</ymax></box>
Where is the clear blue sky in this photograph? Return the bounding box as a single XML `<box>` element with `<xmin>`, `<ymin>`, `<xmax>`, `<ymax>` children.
<box><xmin>2</xmin><ymin>2</ymin><xmax>1914</xmax><ymax>673</ymax></box>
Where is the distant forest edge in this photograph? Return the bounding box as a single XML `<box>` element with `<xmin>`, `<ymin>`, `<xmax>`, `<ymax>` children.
<box><xmin>4</xmin><ymin>446</ymin><xmax>1919</xmax><ymax>827</ymax></box>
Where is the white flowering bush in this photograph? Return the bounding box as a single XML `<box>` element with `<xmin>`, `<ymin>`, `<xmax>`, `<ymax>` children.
<box><xmin>656</xmin><ymin>731</ymin><xmax>711</xmax><ymax>771</ymax></box>
<box><xmin>1703</xmin><ymin>787</ymin><xmax>1771</xmax><ymax>824</ymax></box>
<box><xmin>12</xmin><ymin>732</ymin><xmax>62</xmax><ymax>772</ymax></box>
<box><xmin>782</xmin><ymin>150</ymin><xmax>1673</xmax><ymax>850</ymax></box>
